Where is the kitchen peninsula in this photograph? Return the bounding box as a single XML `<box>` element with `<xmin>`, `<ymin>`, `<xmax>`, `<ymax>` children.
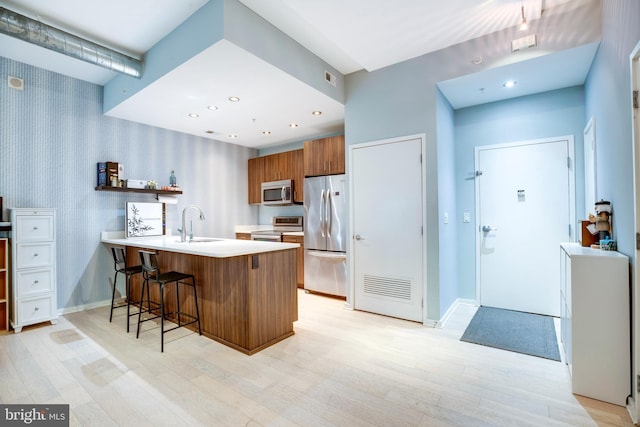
<box><xmin>101</xmin><ymin>234</ymin><xmax>298</xmax><ymax>354</ymax></box>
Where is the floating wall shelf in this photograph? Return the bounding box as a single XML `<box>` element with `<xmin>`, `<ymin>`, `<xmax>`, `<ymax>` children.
<box><xmin>95</xmin><ymin>186</ymin><xmax>183</xmax><ymax>195</ymax></box>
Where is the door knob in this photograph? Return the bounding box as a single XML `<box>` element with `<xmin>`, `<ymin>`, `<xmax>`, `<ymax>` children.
<box><xmin>482</xmin><ymin>225</ymin><xmax>497</xmax><ymax>232</ymax></box>
<box><xmin>354</xmin><ymin>235</ymin><xmax>365</xmax><ymax>240</ymax></box>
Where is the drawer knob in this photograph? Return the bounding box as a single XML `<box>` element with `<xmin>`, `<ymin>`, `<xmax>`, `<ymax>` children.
<box><xmin>34</xmin><ymin>306</ymin><xmax>39</xmax><ymax>311</ymax></box>
<box><xmin>33</xmin><ymin>226</ymin><xmax>38</xmax><ymax>230</ymax></box>
<box><xmin>33</xmin><ymin>253</ymin><xmax>38</xmax><ymax>257</ymax></box>
<box><xmin>33</xmin><ymin>280</ymin><xmax>39</xmax><ymax>284</ymax></box>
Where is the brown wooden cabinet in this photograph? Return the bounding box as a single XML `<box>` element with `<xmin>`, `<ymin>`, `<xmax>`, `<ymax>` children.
<box><xmin>282</xmin><ymin>234</ymin><xmax>304</xmax><ymax>288</ymax></box>
<box><xmin>235</xmin><ymin>232</ymin><xmax>251</xmax><ymax>240</ymax></box>
<box><xmin>247</xmin><ymin>149</ymin><xmax>304</xmax><ymax>204</ymax></box>
<box><xmin>303</xmin><ymin>135</ymin><xmax>345</xmax><ymax>177</ymax></box>
<box><xmin>0</xmin><ymin>238</ymin><xmax>8</xmax><ymax>333</ymax></box>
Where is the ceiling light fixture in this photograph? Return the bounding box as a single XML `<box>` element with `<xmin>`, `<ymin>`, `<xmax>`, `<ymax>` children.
<box><xmin>228</xmin><ymin>96</ymin><xmax>240</xmax><ymax>102</ymax></box>
<box><xmin>188</xmin><ymin>113</ymin><xmax>199</xmax><ymax>118</ymax></box>
<box><xmin>229</xmin><ymin>134</ymin><xmax>238</xmax><ymax>138</ymax></box>
<box><xmin>312</xmin><ymin>111</ymin><xmax>322</xmax><ymax>116</ymax></box>
<box><xmin>289</xmin><ymin>123</ymin><xmax>299</xmax><ymax>128</ymax></box>
<box><xmin>503</xmin><ymin>80</ymin><xmax>517</xmax><ymax>88</ymax></box>
<box><xmin>519</xmin><ymin>4</ymin><xmax>528</xmax><ymax>31</ymax></box>
<box><xmin>262</xmin><ymin>131</ymin><xmax>271</xmax><ymax>135</ymax></box>
<box><xmin>207</xmin><ymin>106</ymin><xmax>218</xmax><ymax>110</ymax></box>
<box><xmin>205</xmin><ymin>130</ymin><xmax>214</xmax><ymax>134</ymax></box>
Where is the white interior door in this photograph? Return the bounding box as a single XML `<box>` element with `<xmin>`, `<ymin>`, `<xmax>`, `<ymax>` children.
<box><xmin>351</xmin><ymin>135</ymin><xmax>424</xmax><ymax>322</ymax></box>
<box><xmin>476</xmin><ymin>137</ymin><xmax>574</xmax><ymax>317</ymax></box>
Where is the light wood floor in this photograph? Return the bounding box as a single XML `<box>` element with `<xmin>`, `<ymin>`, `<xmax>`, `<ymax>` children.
<box><xmin>0</xmin><ymin>290</ymin><xmax>634</xmax><ymax>426</ymax></box>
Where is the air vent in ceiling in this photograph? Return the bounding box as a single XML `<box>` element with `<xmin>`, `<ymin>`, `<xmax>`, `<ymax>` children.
<box><xmin>511</xmin><ymin>34</ymin><xmax>537</xmax><ymax>53</ymax></box>
<box><xmin>325</xmin><ymin>70</ymin><xmax>336</xmax><ymax>87</ymax></box>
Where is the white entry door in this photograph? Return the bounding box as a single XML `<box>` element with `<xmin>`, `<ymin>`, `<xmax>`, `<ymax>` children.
<box><xmin>351</xmin><ymin>135</ymin><xmax>424</xmax><ymax>322</ymax></box>
<box><xmin>476</xmin><ymin>137</ymin><xmax>574</xmax><ymax>317</ymax></box>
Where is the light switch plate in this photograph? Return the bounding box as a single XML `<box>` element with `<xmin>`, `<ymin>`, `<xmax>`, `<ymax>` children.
<box><xmin>463</xmin><ymin>212</ymin><xmax>471</xmax><ymax>223</ymax></box>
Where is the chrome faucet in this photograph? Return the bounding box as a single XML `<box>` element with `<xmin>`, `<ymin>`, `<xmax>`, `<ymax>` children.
<box><xmin>178</xmin><ymin>205</ymin><xmax>206</xmax><ymax>242</ymax></box>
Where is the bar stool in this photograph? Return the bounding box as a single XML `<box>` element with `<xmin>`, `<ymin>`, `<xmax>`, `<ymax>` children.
<box><xmin>109</xmin><ymin>247</ymin><xmax>143</xmax><ymax>332</ymax></box>
<box><xmin>136</xmin><ymin>250</ymin><xmax>202</xmax><ymax>352</ymax></box>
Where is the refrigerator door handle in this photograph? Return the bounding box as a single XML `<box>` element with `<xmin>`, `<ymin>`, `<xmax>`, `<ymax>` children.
<box><xmin>320</xmin><ymin>189</ymin><xmax>326</xmax><ymax>237</ymax></box>
<box><xmin>327</xmin><ymin>190</ymin><xmax>333</xmax><ymax>236</ymax></box>
<box><xmin>306</xmin><ymin>250</ymin><xmax>347</xmax><ymax>261</ymax></box>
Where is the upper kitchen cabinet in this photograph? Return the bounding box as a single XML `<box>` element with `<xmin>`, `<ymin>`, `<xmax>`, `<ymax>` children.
<box><xmin>247</xmin><ymin>149</ymin><xmax>304</xmax><ymax>204</ymax></box>
<box><xmin>304</xmin><ymin>135</ymin><xmax>345</xmax><ymax>177</ymax></box>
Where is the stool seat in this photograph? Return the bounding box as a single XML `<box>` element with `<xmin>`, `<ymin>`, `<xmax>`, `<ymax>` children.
<box><xmin>109</xmin><ymin>247</ymin><xmax>143</xmax><ymax>332</ymax></box>
<box><xmin>136</xmin><ymin>250</ymin><xmax>202</xmax><ymax>352</ymax></box>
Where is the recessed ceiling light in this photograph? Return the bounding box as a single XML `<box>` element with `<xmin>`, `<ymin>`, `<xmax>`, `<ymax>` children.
<box><xmin>229</xmin><ymin>134</ymin><xmax>238</xmax><ymax>138</ymax></box>
<box><xmin>289</xmin><ymin>123</ymin><xmax>299</xmax><ymax>128</ymax></box>
<box><xmin>262</xmin><ymin>131</ymin><xmax>271</xmax><ymax>135</ymax></box>
<box><xmin>205</xmin><ymin>130</ymin><xmax>214</xmax><ymax>134</ymax></box>
<box><xmin>228</xmin><ymin>96</ymin><xmax>240</xmax><ymax>102</ymax></box>
<box><xmin>312</xmin><ymin>111</ymin><xmax>322</xmax><ymax>116</ymax></box>
<box><xmin>188</xmin><ymin>113</ymin><xmax>199</xmax><ymax>118</ymax></box>
<box><xmin>207</xmin><ymin>106</ymin><xmax>218</xmax><ymax>110</ymax></box>
<box><xmin>503</xmin><ymin>80</ymin><xmax>517</xmax><ymax>88</ymax></box>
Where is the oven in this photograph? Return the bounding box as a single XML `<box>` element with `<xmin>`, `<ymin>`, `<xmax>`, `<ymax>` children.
<box><xmin>250</xmin><ymin>216</ymin><xmax>303</xmax><ymax>242</ymax></box>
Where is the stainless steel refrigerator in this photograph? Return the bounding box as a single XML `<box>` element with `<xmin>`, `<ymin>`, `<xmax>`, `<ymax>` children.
<box><xmin>304</xmin><ymin>174</ymin><xmax>347</xmax><ymax>297</ymax></box>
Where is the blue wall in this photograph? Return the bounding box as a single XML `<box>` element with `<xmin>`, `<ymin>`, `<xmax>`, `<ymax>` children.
<box><xmin>454</xmin><ymin>86</ymin><xmax>586</xmax><ymax>299</ymax></box>
<box><xmin>585</xmin><ymin>1</ymin><xmax>640</xmax><ymax>260</ymax></box>
<box><xmin>436</xmin><ymin>88</ymin><xmax>458</xmax><ymax>315</ymax></box>
<box><xmin>0</xmin><ymin>56</ymin><xmax>257</xmax><ymax>313</ymax></box>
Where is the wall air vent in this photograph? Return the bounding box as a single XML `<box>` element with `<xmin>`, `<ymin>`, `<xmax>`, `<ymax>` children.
<box><xmin>325</xmin><ymin>70</ymin><xmax>336</xmax><ymax>87</ymax></box>
<box><xmin>364</xmin><ymin>274</ymin><xmax>411</xmax><ymax>300</ymax></box>
<box><xmin>511</xmin><ymin>34</ymin><xmax>537</xmax><ymax>53</ymax></box>
<box><xmin>8</xmin><ymin>75</ymin><xmax>23</xmax><ymax>90</ymax></box>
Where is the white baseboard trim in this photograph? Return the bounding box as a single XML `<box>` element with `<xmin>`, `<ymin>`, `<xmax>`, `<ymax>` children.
<box><xmin>626</xmin><ymin>396</ymin><xmax>637</xmax><ymax>425</ymax></box>
<box><xmin>58</xmin><ymin>299</ymin><xmax>111</xmax><ymax>315</ymax></box>
<box><xmin>436</xmin><ymin>298</ymin><xmax>477</xmax><ymax>328</ymax></box>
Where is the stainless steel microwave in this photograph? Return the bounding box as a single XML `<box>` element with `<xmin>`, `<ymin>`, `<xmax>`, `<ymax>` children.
<box><xmin>261</xmin><ymin>179</ymin><xmax>293</xmax><ymax>205</ymax></box>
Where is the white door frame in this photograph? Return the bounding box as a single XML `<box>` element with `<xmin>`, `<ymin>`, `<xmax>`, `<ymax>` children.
<box><xmin>474</xmin><ymin>136</ymin><xmax>576</xmax><ymax>305</ymax></box>
<box><xmin>628</xmin><ymin>38</ymin><xmax>640</xmax><ymax>424</ymax></box>
<box><xmin>348</xmin><ymin>133</ymin><xmax>429</xmax><ymax>323</ymax></box>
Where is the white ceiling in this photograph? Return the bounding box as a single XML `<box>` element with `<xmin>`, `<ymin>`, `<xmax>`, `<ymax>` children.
<box><xmin>0</xmin><ymin>0</ymin><xmax>597</xmax><ymax>148</ymax></box>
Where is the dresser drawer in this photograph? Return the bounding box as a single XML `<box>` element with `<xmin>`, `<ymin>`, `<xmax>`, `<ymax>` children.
<box><xmin>16</xmin><ymin>268</ymin><xmax>54</xmax><ymax>297</ymax></box>
<box><xmin>16</xmin><ymin>215</ymin><xmax>55</xmax><ymax>242</ymax></box>
<box><xmin>16</xmin><ymin>243</ymin><xmax>54</xmax><ymax>268</ymax></box>
<box><xmin>18</xmin><ymin>295</ymin><xmax>53</xmax><ymax>325</ymax></box>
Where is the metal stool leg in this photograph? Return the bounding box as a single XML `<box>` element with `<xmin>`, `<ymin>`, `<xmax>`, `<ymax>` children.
<box><xmin>110</xmin><ymin>270</ymin><xmax>119</xmax><ymax>322</ymax></box>
<box><xmin>160</xmin><ymin>283</ymin><xmax>165</xmax><ymax>353</ymax></box>
<box><xmin>125</xmin><ymin>273</ymin><xmax>131</xmax><ymax>333</ymax></box>
<box><xmin>136</xmin><ymin>277</ymin><xmax>147</xmax><ymax>339</ymax></box>
<box><xmin>192</xmin><ymin>277</ymin><xmax>202</xmax><ymax>335</ymax></box>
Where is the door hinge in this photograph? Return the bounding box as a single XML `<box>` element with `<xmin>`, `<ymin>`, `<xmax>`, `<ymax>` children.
<box><xmin>421</xmin><ymin>226</ymin><xmax>424</xmax><ymax>236</ymax></box>
<box><xmin>634</xmin><ymin>90</ymin><xmax>639</xmax><ymax>109</ymax></box>
<box><xmin>568</xmin><ymin>224</ymin><xmax>572</xmax><ymax>237</ymax></box>
<box><xmin>567</xmin><ymin>156</ymin><xmax>572</xmax><ymax>169</ymax></box>
<box><xmin>636</xmin><ymin>232</ymin><xmax>640</xmax><ymax>250</ymax></box>
<box><xmin>475</xmin><ymin>170</ymin><xmax>483</xmax><ymax>177</ymax></box>
<box><xmin>420</xmin><ymin>154</ymin><xmax>423</xmax><ymax>163</ymax></box>
<box><xmin>637</xmin><ymin>374</ymin><xmax>640</xmax><ymax>393</ymax></box>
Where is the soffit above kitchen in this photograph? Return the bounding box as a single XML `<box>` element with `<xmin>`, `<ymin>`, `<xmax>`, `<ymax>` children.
<box><xmin>0</xmin><ymin>0</ymin><xmax>600</xmax><ymax>148</ymax></box>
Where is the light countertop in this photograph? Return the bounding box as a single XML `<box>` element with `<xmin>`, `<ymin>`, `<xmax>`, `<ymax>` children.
<box><xmin>101</xmin><ymin>233</ymin><xmax>298</xmax><ymax>258</ymax></box>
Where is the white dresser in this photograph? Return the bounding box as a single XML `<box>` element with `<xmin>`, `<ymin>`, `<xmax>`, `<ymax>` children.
<box><xmin>560</xmin><ymin>242</ymin><xmax>629</xmax><ymax>405</ymax></box>
<box><xmin>10</xmin><ymin>208</ymin><xmax>57</xmax><ymax>332</ymax></box>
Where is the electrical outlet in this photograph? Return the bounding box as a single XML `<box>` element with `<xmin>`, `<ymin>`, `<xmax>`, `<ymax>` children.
<box><xmin>443</xmin><ymin>212</ymin><xmax>449</xmax><ymax>224</ymax></box>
